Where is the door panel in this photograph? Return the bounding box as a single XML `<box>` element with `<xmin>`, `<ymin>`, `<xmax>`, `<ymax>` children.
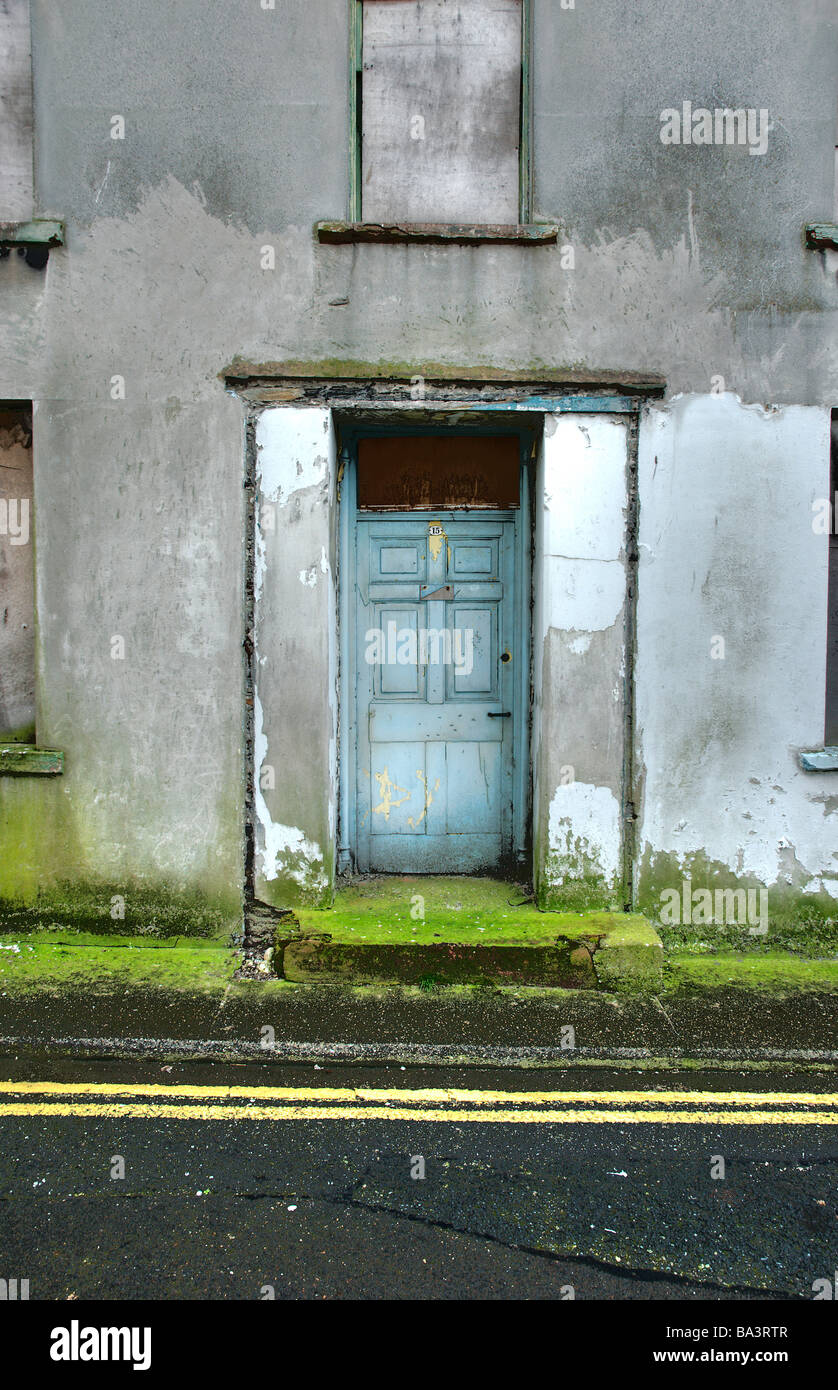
<box><xmin>448</xmin><ymin>606</ymin><xmax>495</xmax><ymax>695</ymax></box>
<box><xmin>356</xmin><ymin>514</ymin><xmax>516</xmax><ymax>873</ymax></box>
<box><xmin>445</xmin><ymin>742</ymin><xmax>502</xmax><ymax>833</ymax></box>
<box><xmin>376</xmin><ymin>607</ymin><xmax>422</xmax><ymax>695</ymax></box>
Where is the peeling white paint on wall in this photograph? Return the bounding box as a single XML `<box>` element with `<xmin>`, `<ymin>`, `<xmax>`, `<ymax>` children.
<box><xmin>636</xmin><ymin>393</ymin><xmax>836</xmax><ymax>891</ymax></box>
<box><xmin>546</xmin><ymin>556</ymin><xmax>625</xmax><ymax>634</ymax></box>
<box><xmin>540</xmin><ymin>415</ymin><xmax>627</xmax><ymax>633</ymax></box>
<box><xmin>532</xmin><ymin>414</ymin><xmax>629</xmax><ymax>900</ymax></box>
<box><xmin>542</xmin><ymin>416</ymin><xmax>627</xmax><ymax>562</ymax></box>
<box><xmin>252</xmin><ymin>691</ymin><xmax>326</xmax><ymax>889</ymax></box>
<box><xmin>253</xmin><ymin>496</ymin><xmax>269</xmax><ymax>602</ymax></box>
<box><xmin>255</xmin><ymin>409</ymin><xmax>331</xmax><ymax>506</ymax></box>
<box><xmin>548</xmin><ymin>781</ymin><xmax>622</xmax><ymax>887</ymax></box>
<box><xmin>298</xmin><ymin>546</ymin><xmax>329</xmax><ymax>587</ymax></box>
<box><xmin>252</xmin><ymin>406</ymin><xmax>338</xmax><ymax>903</ymax></box>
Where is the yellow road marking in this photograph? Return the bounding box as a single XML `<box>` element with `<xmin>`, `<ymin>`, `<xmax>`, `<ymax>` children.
<box><xmin>1</xmin><ymin>1081</ymin><xmax>836</xmax><ymax>1125</ymax></box>
<box><xmin>0</xmin><ymin>1102</ymin><xmax>836</xmax><ymax>1124</ymax></box>
<box><xmin>1</xmin><ymin>1081</ymin><xmax>836</xmax><ymax>1106</ymax></box>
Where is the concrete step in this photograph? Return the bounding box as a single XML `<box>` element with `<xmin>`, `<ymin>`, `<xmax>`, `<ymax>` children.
<box><xmin>277</xmin><ymin>907</ymin><xmax>663</xmax><ymax>992</ymax></box>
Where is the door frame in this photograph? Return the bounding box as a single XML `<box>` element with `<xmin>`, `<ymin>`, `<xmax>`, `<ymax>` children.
<box><xmin>337</xmin><ymin>425</ymin><xmax>533</xmax><ymax>877</ymax></box>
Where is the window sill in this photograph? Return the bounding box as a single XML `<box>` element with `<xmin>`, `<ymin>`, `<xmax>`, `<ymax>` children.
<box><xmin>316</xmin><ymin>220</ymin><xmax>559</xmax><ymax>246</ymax></box>
<box><xmin>0</xmin><ymin>744</ymin><xmax>64</xmax><ymax>776</ymax></box>
<box><xmin>799</xmin><ymin>747</ymin><xmax>838</xmax><ymax>772</ymax></box>
<box><xmin>804</xmin><ymin>224</ymin><xmax>838</xmax><ymax>251</ymax></box>
<box><xmin>0</xmin><ymin>219</ymin><xmax>65</xmax><ymax>268</ymax></box>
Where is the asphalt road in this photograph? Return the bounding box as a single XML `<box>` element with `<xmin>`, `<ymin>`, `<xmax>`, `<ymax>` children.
<box><xmin>0</xmin><ymin>1059</ymin><xmax>836</xmax><ymax>1301</ymax></box>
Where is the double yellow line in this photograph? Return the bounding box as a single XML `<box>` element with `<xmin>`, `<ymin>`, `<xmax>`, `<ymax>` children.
<box><xmin>0</xmin><ymin>1079</ymin><xmax>836</xmax><ymax>1124</ymax></box>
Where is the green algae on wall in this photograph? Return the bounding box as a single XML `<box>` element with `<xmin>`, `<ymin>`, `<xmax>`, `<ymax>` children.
<box><xmin>535</xmin><ymin>868</ymin><xmax>622</xmax><ymax>912</ymax></box>
<box><xmin>534</xmin><ymin>821</ymin><xmax>622</xmax><ymax>912</ymax></box>
<box><xmin>637</xmin><ymin>847</ymin><xmax>838</xmax><ymax>956</ymax></box>
<box><xmin>257</xmin><ymin>842</ymin><xmax>335</xmax><ymax>910</ymax></box>
<box><xmin>0</xmin><ymin>754</ymin><xmax>244</xmax><ymax>939</ymax></box>
<box><xmin>0</xmin><ymin>880</ymin><xmax>240</xmax><ymax>939</ymax></box>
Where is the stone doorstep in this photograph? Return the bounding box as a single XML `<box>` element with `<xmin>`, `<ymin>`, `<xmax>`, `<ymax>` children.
<box><xmin>276</xmin><ymin>913</ymin><xmax>664</xmax><ymax>993</ymax></box>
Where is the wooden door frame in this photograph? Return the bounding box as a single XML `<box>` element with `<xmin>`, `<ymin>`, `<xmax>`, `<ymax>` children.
<box><xmin>337</xmin><ymin>427</ymin><xmax>533</xmax><ymax>877</ymax></box>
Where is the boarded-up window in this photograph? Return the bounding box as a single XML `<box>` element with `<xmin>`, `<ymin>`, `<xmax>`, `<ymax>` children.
<box><xmin>826</xmin><ymin>411</ymin><xmax>838</xmax><ymax>745</ymax></box>
<box><xmin>0</xmin><ymin>0</ymin><xmax>34</xmax><ymax>220</ymax></box>
<box><xmin>0</xmin><ymin>403</ymin><xmax>34</xmax><ymax>741</ymax></box>
<box><xmin>358</xmin><ymin>436</ymin><xmax>520</xmax><ymax>509</ymax></box>
<box><xmin>360</xmin><ymin>0</ymin><xmax>524</xmax><ymax>224</ymax></box>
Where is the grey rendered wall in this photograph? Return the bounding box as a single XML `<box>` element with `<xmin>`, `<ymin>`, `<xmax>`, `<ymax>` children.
<box><xmin>25</xmin><ymin>1</ymin><xmax>837</xmax><ymax>404</ymax></box>
<box><xmin>0</xmin><ymin>0</ymin><xmax>33</xmax><ymax>219</ymax></box>
<box><xmin>0</xmin><ymin>1</ymin><xmax>834</xmax><ymax>926</ymax></box>
<box><xmin>635</xmin><ymin>396</ymin><xmax>836</xmax><ymax>932</ymax></box>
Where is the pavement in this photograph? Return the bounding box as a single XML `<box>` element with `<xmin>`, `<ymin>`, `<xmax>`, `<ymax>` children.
<box><xmin>1</xmin><ymin>967</ymin><xmax>837</xmax><ymax>1067</ymax></box>
<box><xmin>0</xmin><ymin>1056</ymin><xmax>836</xmax><ymax>1301</ymax></box>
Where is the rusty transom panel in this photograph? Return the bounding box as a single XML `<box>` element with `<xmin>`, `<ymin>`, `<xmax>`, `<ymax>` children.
<box><xmin>357</xmin><ymin>436</ymin><xmax>520</xmax><ymax>510</ymax></box>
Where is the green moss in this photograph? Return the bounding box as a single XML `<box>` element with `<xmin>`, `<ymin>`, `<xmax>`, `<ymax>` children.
<box><xmin>296</xmin><ymin>874</ymin><xmax>614</xmax><ymax>944</ymax></box>
<box><xmin>291</xmin><ymin>880</ymin><xmax>662</xmax><ymax>998</ymax></box>
<box><xmin>0</xmin><ymin>722</ymin><xmax>36</xmax><ymax>743</ymax></box>
<box><xmin>665</xmin><ymin>951</ymin><xmax>838</xmax><ymax>993</ymax></box>
<box><xmin>533</xmin><ymin>796</ymin><xmax>622</xmax><ymax>912</ymax></box>
<box><xmin>0</xmin><ymin>880</ymin><xmax>240</xmax><ymax>940</ymax></box>
<box><xmin>259</xmin><ymin>868</ymin><xmax>333</xmax><ymax>910</ymax></box>
<box><xmin>536</xmin><ymin>840</ymin><xmax>621</xmax><ymax>912</ymax></box>
<box><xmin>637</xmin><ymin>847</ymin><xmax>838</xmax><ymax>957</ymax></box>
<box><xmin>228</xmin><ymin>356</ymin><xmax>647</xmax><ymax>384</ymax></box>
<box><xmin>0</xmin><ymin>749</ymin><xmax>244</xmax><ymax>937</ymax></box>
<box><xmin>227</xmin><ymin>356</ymin><xmax>661</xmax><ymax>389</ymax></box>
<box><xmin>0</xmin><ymin>942</ymin><xmax>237</xmax><ymax>994</ymax></box>
<box><xmin>536</xmin><ymin>872</ymin><xmax>622</xmax><ymax>913</ymax></box>
<box><xmin>0</xmin><ymin>774</ymin><xmax>78</xmax><ymax>900</ymax></box>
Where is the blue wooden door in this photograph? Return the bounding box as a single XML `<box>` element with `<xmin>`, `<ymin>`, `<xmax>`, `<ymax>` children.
<box><xmin>355</xmin><ymin>514</ymin><xmax>516</xmax><ymax>872</ymax></box>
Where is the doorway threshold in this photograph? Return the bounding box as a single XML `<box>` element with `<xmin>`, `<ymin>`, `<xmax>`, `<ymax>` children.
<box><xmin>278</xmin><ymin>876</ymin><xmax>661</xmax><ymax>991</ymax></box>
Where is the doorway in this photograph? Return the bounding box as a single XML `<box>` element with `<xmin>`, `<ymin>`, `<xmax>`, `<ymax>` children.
<box><xmin>339</xmin><ymin>431</ymin><xmax>532</xmax><ymax>875</ymax></box>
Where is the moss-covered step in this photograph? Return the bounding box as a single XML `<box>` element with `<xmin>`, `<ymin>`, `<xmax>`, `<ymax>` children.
<box><xmin>283</xmin><ymin>935</ymin><xmax>598</xmax><ymax>988</ymax></box>
<box><xmin>281</xmin><ymin>879</ymin><xmax>662</xmax><ymax>989</ymax></box>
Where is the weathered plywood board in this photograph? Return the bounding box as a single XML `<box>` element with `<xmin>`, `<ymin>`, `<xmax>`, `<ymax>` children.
<box><xmin>0</xmin><ymin>405</ymin><xmax>35</xmax><ymax>739</ymax></box>
<box><xmin>362</xmin><ymin>0</ymin><xmax>522</xmax><ymax>224</ymax></box>
<box><xmin>0</xmin><ymin>0</ymin><xmax>33</xmax><ymax>220</ymax></box>
<box><xmin>826</xmin><ymin>414</ymin><xmax>838</xmax><ymax>745</ymax></box>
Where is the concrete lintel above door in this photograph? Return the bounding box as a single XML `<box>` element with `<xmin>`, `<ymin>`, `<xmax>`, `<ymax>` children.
<box><xmin>226</xmin><ymin>365</ymin><xmax>663</xmax><ymax>415</ymax></box>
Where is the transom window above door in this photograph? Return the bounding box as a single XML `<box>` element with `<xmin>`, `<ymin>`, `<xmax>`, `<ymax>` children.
<box><xmin>357</xmin><ymin>436</ymin><xmax>521</xmax><ymax>509</ymax></box>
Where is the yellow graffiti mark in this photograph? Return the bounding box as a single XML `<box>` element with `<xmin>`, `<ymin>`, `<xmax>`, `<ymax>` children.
<box><xmin>407</xmin><ymin>771</ymin><xmax>440</xmax><ymax>828</ymax></box>
<box><xmin>373</xmin><ymin>767</ymin><xmax>411</xmax><ymax>821</ymax></box>
<box><xmin>428</xmin><ymin>522</ymin><xmax>446</xmax><ymax>563</ymax></box>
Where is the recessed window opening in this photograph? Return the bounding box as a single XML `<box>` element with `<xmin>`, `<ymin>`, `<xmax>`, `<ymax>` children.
<box><xmin>0</xmin><ymin>402</ymin><xmax>35</xmax><ymax>743</ymax></box>
<box><xmin>354</xmin><ymin>0</ymin><xmax>529</xmax><ymax>224</ymax></box>
<box><xmin>825</xmin><ymin>409</ymin><xmax>838</xmax><ymax>745</ymax></box>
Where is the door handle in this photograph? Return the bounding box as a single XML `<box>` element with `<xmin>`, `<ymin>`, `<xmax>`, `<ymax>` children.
<box><xmin>488</xmin><ymin>711</ymin><xmax>512</xmax><ymax>718</ymax></box>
